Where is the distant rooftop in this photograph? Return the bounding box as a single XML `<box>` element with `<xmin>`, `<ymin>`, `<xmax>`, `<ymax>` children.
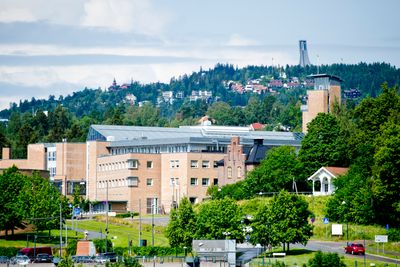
<box><xmin>308</xmin><ymin>74</ymin><xmax>343</xmax><ymax>82</ymax></box>
<box><xmin>87</xmin><ymin>124</ymin><xmax>304</xmax><ymax>147</ymax></box>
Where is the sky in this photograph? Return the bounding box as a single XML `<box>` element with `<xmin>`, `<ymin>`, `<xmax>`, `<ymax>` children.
<box><xmin>0</xmin><ymin>0</ymin><xmax>399</xmax><ymax>110</ymax></box>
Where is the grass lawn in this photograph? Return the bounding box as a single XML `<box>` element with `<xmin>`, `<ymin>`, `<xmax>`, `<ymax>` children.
<box><xmin>250</xmin><ymin>249</ymin><xmax>399</xmax><ymax>267</ymax></box>
<box><xmin>0</xmin><ymin>216</ymin><xmax>169</xmax><ymax>249</ymax></box>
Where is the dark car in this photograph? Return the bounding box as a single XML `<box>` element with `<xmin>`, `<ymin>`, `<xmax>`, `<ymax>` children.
<box><xmin>34</xmin><ymin>253</ymin><xmax>53</xmax><ymax>263</ymax></box>
<box><xmin>344</xmin><ymin>243</ymin><xmax>365</xmax><ymax>255</ymax></box>
<box><xmin>101</xmin><ymin>252</ymin><xmax>117</xmax><ymax>262</ymax></box>
<box><xmin>0</xmin><ymin>256</ymin><xmax>9</xmax><ymax>264</ymax></box>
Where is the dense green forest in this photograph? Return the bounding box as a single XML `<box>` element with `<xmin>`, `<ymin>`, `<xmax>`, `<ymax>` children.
<box><xmin>0</xmin><ymin>62</ymin><xmax>399</xmax><ymax>160</ymax></box>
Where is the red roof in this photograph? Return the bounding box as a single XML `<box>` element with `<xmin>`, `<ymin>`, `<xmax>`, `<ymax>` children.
<box><xmin>325</xmin><ymin>167</ymin><xmax>349</xmax><ymax>176</ymax></box>
<box><xmin>251</xmin><ymin>122</ymin><xmax>264</xmax><ymax>130</ymax></box>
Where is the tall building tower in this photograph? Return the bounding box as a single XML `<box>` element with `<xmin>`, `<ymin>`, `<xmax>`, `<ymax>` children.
<box><xmin>299</xmin><ymin>40</ymin><xmax>311</xmax><ymax>67</ymax></box>
<box><xmin>301</xmin><ymin>74</ymin><xmax>343</xmax><ymax>132</ymax></box>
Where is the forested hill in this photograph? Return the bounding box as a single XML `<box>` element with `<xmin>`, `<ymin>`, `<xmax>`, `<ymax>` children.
<box><xmin>1</xmin><ymin>62</ymin><xmax>399</xmax><ymax>120</ymax></box>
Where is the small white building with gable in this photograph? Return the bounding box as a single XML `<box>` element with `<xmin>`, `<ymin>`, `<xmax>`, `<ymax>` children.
<box><xmin>308</xmin><ymin>167</ymin><xmax>348</xmax><ymax>196</ymax></box>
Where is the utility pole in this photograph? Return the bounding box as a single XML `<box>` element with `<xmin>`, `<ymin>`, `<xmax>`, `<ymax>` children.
<box><xmin>106</xmin><ymin>180</ymin><xmax>109</xmax><ymax>253</ymax></box>
<box><xmin>139</xmin><ymin>199</ymin><xmax>142</xmax><ymax>246</ymax></box>
<box><xmin>59</xmin><ymin>201</ymin><xmax>62</xmax><ymax>257</ymax></box>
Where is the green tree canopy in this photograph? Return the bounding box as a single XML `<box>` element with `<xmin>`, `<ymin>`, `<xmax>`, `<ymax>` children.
<box><xmin>165</xmin><ymin>197</ymin><xmax>196</xmax><ymax>248</ymax></box>
<box><xmin>298</xmin><ymin>113</ymin><xmax>349</xmax><ymax>177</ymax></box>
<box><xmin>259</xmin><ymin>190</ymin><xmax>313</xmax><ymax>252</ymax></box>
<box><xmin>244</xmin><ymin>146</ymin><xmax>304</xmax><ymax>196</ymax></box>
<box><xmin>194</xmin><ymin>198</ymin><xmax>244</xmax><ymax>242</ymax></box>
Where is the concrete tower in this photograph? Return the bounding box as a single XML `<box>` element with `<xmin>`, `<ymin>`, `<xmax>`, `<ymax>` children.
<box><xmin>299</xmin><ymin>40</ymin><xmax>311</xmax><ymax>67</ymax></box>
<box><xmin>301</xmin><ymin>74</ymin><xmax>343</xmax><ymax>133</ymax></box>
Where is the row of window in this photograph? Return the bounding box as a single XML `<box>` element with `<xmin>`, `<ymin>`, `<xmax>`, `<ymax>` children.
<box><xmin>98</xmin><ymin>160</ymin><xmax>153</xmax><ymax>171</ymax></box>
<box><xmin>190</xmin><ymin>177</ymin><xmax>218</xmax><ymax>186</ymax></box>
<box><xmin>189</xmin><ymin>160</ymin><xmax>219</xmax><ymax>168</ymax></box>
<box><xmin>97</xmin><ymin>177</ymin><xmax>218</xmax><ymax>188</ymax></box>
<box><xmin>97</xmin><ymin>177</ymin><xmax>154</xmax><ymax>188</ymax></box>
<box><xmin>227</xmin><ymin>166</ymin><xmax>242</xmax><ymax>178</ymax></box>
<box><xmin>47</xmin><ymin>151</ymin><xmax>56</xmax><ymax>161</ymax></box>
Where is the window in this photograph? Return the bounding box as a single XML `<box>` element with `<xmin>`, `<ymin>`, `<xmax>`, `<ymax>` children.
<box><xmin>213</xmin><ymin>161</ymin><xmax>219</xmax><ymax>168</ymax></box>
<box><xmin>146</xmin><ymin>198</ymin><xmax>158</xmax><ymax>214</ymax></box>
<box><xmin>170</xmin><ymin>160</ymin><xmax>180</xmax><ymax>168</ymax></box>
<box><xmin>202</xmin><ymin>160</ymin><xmax>210</xmax><ymax>168</ymax></box>
<box><xmin>213</xmin><ymin>178</ymin><xmax>218</xmax><ymax>185</ymax></box>
<box><xmin>146</xmin><ymin>178</ymin><xmax>153</xmax><ymax>186</ymax></box>
<box><xmin>202</xmin><ymin>178</ymin><xmax>210</xmax><ymax>186</ymax></box>
<box><xmin>127</xmin><ymin>176</ymin><xmax>138</xmax><ymax>187</ymax></box>
<box><xmin>237</xmin><ymin>166</ymin><xmax>242</xmax><ymax>178</ymax></box>
<box><xmin>189</xmin><ymin>197</ymin><xmax>197</xmax><ymax>204</ymax></box>
<box><xmin>190</xmin><ymin>160</ymin><xmax>198</xmax><ymax>168</ymax></box>
<box><xmin>190</xmin><ymin>178</ymin><xmax>198</xmax><ymax>186</ymax></box>
<box><xmin>227</xmin><ymin>167</ymin><xmax>232</xmax><ymax>178</ymax></box>
<box><xmin>127</xmin><ymin>159</ymin><xmax>138</xmax><ymax>169</ymax></box>
<box><xmin>147</xmin><ymin>161</ymin><xmax>153</xmax><ymax>168</ymax></box>
<box><xmin>170</xmin><ymin>178</ymin><xmax>179</xmax><ymax>186</ymax></box>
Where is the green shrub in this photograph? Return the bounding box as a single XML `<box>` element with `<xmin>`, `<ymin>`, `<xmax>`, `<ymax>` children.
<box><xmin>0</xmin><ymin>247</ymin><xmax>20</xmax><ymax>257</ymax></box>
<box><xmin>116</xmin><ymin>212</ymin><xmax>139</xmax><ymax>218</ymax></box>
<box><xmin>307</xmin><ymin>251</ymin><xmax>346</xmax><ymax>267</ymax></box>
<box><xmin>388</xmin><ymin>228</ymin><xmax>400</xmax><ymax>242</ymax></box>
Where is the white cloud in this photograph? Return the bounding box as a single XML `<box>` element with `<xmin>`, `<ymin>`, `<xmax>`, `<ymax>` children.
<box><xmin>81</xmin><ymin>0</ymin><xmax>169</xmax><ymax>35</ymax></box>
<box><xmin>0</xmin><ymin>0</ymin><xmax>169</xmax><ymax>36</ymax></box>
<box><xmin>227</xmin><ymin>33</ymin><xmax>259</xmax><ymax>46</ymax></box>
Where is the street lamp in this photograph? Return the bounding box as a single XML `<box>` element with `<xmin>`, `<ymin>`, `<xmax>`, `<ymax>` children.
<box><xmin>342</xmin><ymin>201</ymin><xmax>349</xmax><ymax>243</ymax></box>
<box><xmin>151</xmin><ymin>203</ymin><xmax>156</xmax><ymax>246</ymax></box>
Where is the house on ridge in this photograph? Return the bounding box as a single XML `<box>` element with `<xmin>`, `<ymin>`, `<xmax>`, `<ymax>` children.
<box><xmin>308</xmin><ymin>166</ymin><xmax>349</xmax><ymax>196</ymax></box>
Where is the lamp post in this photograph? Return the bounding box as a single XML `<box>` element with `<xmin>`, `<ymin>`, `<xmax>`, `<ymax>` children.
<box><xmin>59</xmin><ymin>200</ymin><xmax>62</xmax><ymax>257</ymax></box>
<box><xmin>151</xmin><ymin>203</ymin><xmax>155</xmax><ymax>246</ymax></box>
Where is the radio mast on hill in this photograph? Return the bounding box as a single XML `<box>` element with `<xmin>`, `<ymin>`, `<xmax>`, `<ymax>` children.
<box><xmin>299</xmin><ymin>40</ymin><xmax>311</xmax><ymax>67</ymax></box>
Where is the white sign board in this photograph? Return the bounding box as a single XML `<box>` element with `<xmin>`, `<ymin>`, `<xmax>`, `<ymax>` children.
<box><xmin>375</xmin><ymin>235</ymin><xmax>388</xmax><ymax>243</ymax></box>
<box><xmin>332</xmin><ymin>224</ymin><xmax>343</xmax><ymax>236</ymax></box>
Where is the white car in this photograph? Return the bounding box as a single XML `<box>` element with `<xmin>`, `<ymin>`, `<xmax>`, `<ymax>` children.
<box><xmin>11</xmin><ymin>255</ymin><xmax>30</xmax><ymax>265</ymax></box>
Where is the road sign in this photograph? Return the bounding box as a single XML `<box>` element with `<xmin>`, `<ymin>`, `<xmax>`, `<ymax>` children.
<box><xmin>73</xmin><ymin>207</ymin><xmax>81</xmax><ymax>216</ymax></box>
<box><xmin>323</xmin><ymin>218</ymin><xmax>329</xmax><ymax>224</ymax></box>
<box><xmin>375</xmin><ymin>235</ymin><xmax>388</xmax><ymax>243</ymax></box>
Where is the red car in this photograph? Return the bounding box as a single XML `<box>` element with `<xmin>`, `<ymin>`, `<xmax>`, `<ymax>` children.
<box><xmin>344</xmin><ymin>243</ymin><xmax>365</xmax><ymax>255</ymax></box>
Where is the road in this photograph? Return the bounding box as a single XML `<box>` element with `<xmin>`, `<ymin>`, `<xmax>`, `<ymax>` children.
<box><xmin>292</xmin><ymin>241</ymin><xmax>400</xmax><ymax>265</ymax></box>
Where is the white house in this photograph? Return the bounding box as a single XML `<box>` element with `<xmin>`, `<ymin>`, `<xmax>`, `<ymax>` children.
<box><xmin>308</xmin><ymin>167</ymin><xmax>348</xmax><ymax>196</ymax></box>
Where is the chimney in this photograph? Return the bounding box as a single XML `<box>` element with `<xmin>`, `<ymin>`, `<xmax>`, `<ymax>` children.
<box><xmin>2</xmin><ymin>147</ymin><xmax>10</xmax><ymax>160</ymax></box>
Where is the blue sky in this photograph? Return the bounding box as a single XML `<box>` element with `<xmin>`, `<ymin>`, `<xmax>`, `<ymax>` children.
<box><xmin>0</xmin><ymin>0</ymin><xmax>399</xmax><ymax>110</ymax></box>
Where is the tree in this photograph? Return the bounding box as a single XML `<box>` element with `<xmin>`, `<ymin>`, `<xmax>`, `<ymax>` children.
<box><xmin>194</xmin><ymin>198</ymin><xmax>244</xmax><ymax>242</ymax></box>
<box><xmin>0</xmin><ymin>124</ymin><xmax>9</xmax><ymax>158</ymax></box>
<box><xmin>165</xmin><ymin>197</ymin><xmax>196</xmax><ymax>248</ymax></box>
<box><xmin>206</xmin><ymin>102</ymin><xmax>234</xmax><ymax>125</ymax></box>
<box><xmin>20</xmin><ymin>172</ymin><xmax>63</xmax><ymax>233</ymax></box>
<box><xmin>298</xmin><ymin>113</ymin><xmax>348</xmax><ymax>177</ymax></box>
<box><xmin>0</xmin><ymin>166</ymin><xmax>28</xmax><ymax>236</ymax></box>
<box><xmin>372</xmin><ymin>119</ymin><xmax>400</xmax><ymax>226</ymax></box>
<box><xmin>250</xmin><ymin>204</ymin><xmax>271</xmax><ymax>247</ymax></box>
<box><xmin>261</xmin><ymin>190</ymin><xmax>313</xmax><ymax>252</ymax></box>
<box><xmin>243</xmin><ymin>146</ymin><xmax>304</xmax><ymax>197</ymax></box>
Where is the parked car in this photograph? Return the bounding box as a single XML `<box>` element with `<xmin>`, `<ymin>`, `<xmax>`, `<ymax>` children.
<box><xmin>100</xmin><ymin>252</ymin><xmax>117</xmax><ymax>262</ymax></box>
<box><xmin>18</xmin><ymin>246</ymin><xmax>53</xmax><ymax>261</ymax></box>
<box><xmin>34</xmin><ymin>253</ymin><xmax>53</xmax><ymax>263</ymax></box>
<box><xmin>0</xmin><ymin>256</ymin><xmax>9</xmax><ymax>264</ymax></box>
<box><xmin>344</xmin><ymin>243</ymin><xmax>365</xmax><ymax>255</ymax></box>
<box><xmin>94</xmin><ymin>255</ymin><xmax>109</xmax><ymax>264</ymax></box>
<box><xmin>10</xmin><ymin>255</ymin><xmax>30</xmax><ymax>265</ymax></box>
<box><xmin>72</xmin><ymin>255</ymin><xmax>94</xmax><ymax>263</ymax></box>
